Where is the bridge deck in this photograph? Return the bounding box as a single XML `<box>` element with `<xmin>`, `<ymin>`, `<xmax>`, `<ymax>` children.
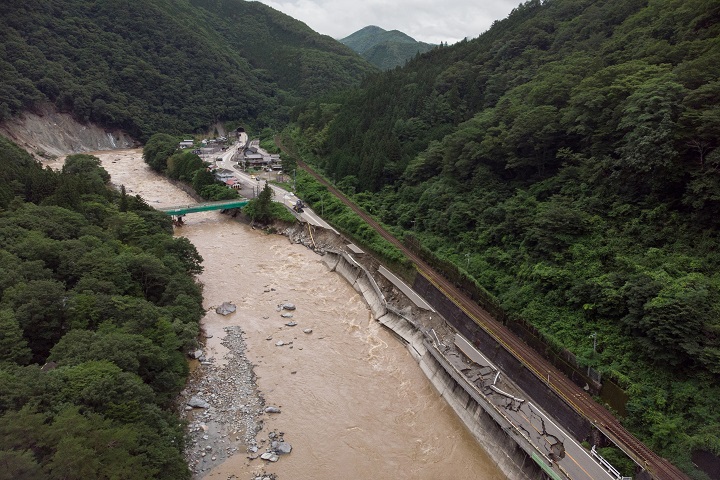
<box><xmin>158</xmin><ymin>198</ymin><xmax>249</xmax><ymax>215</ymax></box>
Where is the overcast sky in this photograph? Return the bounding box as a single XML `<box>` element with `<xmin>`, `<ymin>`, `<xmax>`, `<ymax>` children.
<box><xmin>259</xmin><ymin>0</ymin><xmax>523</xmax><ymax>45</ymax></box>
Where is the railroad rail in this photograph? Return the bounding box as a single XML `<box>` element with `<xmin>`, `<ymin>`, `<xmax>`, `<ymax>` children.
<box><xmin>295</xmin><ymin>159</ymin><xmax>689</xmax><ymax>480</ymax></box>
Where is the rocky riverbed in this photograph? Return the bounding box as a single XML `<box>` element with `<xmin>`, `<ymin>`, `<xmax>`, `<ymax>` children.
<box><xmin>178</xmin><ymin>310</ymin><xmax>309</xmax><ymax>479</ymax></box>
<box><xmin>178</xmin><ymin>325</ymin><xmax>265</xmax><ymax>477</ymax></box>
<box><xmin>173</xmin><ymin>226</ymin><xmax>318</xmax><ymax>479</ymax></box>
<box><xmin>176</xmin><ymin>225</ymin><xmax>354</xmax><ymax>479</ymax></box>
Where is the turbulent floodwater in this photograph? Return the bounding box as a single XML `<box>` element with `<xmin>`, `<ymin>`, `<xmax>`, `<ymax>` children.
<box><xmin>89</xmin><ymin>149</ymin><xmax>507</xmax><ymax>480</ymax></box>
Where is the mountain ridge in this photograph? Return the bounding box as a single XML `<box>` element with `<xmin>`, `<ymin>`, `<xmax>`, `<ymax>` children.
<box><xmin>339</xmin><ymin>25</ymin><xmax>436</xmax><ymax>70</ymax></box>
<box><xmin>0</xmin><ymin>0</ymin><xmax>376</xmax><ymax>140</ymax></box>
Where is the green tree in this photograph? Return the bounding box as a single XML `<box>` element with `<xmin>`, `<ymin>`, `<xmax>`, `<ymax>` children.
<box><xmin>62</xmin><ymin>154</ymin><xmax>110</xmax><ymax>183</ymax></box>
<box><xmin>143</xmin><ymin>134</ymin><xmax>178</xmax><ymax>172</ymax></box>
<box><xmin>615</xmin><ymin>73</ymin><xmax>685</xmax><ymax>186</ymax></box>
<box><xmin>505</xmin><ymin>105</ymin><xmax>561</xmax><ymax>175</ymax></box>
<box><xmin>0</xmin><ymin>406</ymin><xmax>47</xmax><ymax>477</ymax></box>
<box><xmin>199</xmin><ymin>184</ymin><xmax>238</xmax><ymax>201</ymax></box>
<box><xmin>243</xmin><ymin>183</ymin><xmax>274</xmax><ymax>222</ymax></box>
<box><xmin>119</xmin><ymin>185</ymin><xmax>129</xmax><ymax>212</ymax></box>
<box><xmin>49</xmin><ymin>329</ymin><xmax>187</xmax><ymax>399</ymax></box>
<box><xmin>166</xmin><ymin>151</ymin><xmax>205</xmax><ymax>182</ymax></box>
<box><xmin>121</xmin><ymin>252</ymin><xmax>171</xmax><ymax>302</ymax></box>
<box><xmin>49</xmin><ymin>360</ymin><xmax>155</xmax><ymax>412</ymax></box>
<box><xmin>0</xmin><ymin>449</ymin><xmax>42</xmax><ymax>479</ymax></box>
<box><xmin>0</xmin><ymin>135</ymin><xmax>201</xmax><ymax>479</ymax></box>
<box><xmin>641</xmin><ymin>273</ymin><xmax>720</xmax><ymax>372</ymax></box>
<box><xmin>2</xmin><ymin>279</ymin><xmax>67</xmax><ymax>361</ymax></box>
<box><xmin>163</xmin><ymin>236</ymin><xmax>204</xmax><ymax>276</ymax></box>
<box><xmin>191</xmin><ymin>169</ymin><xmax>216</xmax><ymax>193</ymax></box>
<box><xmin>0</xmin><ymin>310</ymin><xmax>32</xmax><ymax>366</ymax></box>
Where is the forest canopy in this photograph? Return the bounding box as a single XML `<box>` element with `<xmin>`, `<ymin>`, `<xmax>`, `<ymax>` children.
<box><xmin>0</xmin><ymin>135</ymin><xmax>204</xmax><ymax>478</ymax></box>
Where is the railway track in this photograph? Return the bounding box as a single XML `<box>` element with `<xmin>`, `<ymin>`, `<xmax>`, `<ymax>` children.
<box><xmin>295</xmin><ymin>159</ymin><xmax>689</xmax><ymax>480</ymax></box>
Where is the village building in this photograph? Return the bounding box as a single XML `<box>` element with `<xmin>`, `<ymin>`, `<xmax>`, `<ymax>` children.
<box><xmin>213</xmin><ymin>168</ymin><xmax>235</xmax><ymax>181</ymax></box>
<box><xmin>225</xmin><ymin>177</ymin><xmax>241</xmax><ymax>189</ymax></box>
<box><xmin>239</xmin><ymin>142</ymin><xmax>282</xmax><ymax>171</ymax></box>
<box><xmin>244</xmin><ymin>152</ymin><xmax>266</xmax><ymax>168</ymax></box>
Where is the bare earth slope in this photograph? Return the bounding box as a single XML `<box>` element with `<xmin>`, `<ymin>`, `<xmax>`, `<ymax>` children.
<box><xmin>0</xmin><ymin>105</ymin><xmax>136</xmax><ymax>158</ymax></box>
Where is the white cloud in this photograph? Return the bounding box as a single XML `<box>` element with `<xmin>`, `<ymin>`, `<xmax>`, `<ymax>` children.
<box><xmin>259</xmin><ymin>0</ymin><xmax>521</xmax><ymax>44</ymax></box>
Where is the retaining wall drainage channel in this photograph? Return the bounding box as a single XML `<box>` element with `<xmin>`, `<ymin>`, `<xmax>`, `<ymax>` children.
<box><xmin>322</xmin><ymin>249</ymin><xmax>616</xmax><ymax>480</ymax></box>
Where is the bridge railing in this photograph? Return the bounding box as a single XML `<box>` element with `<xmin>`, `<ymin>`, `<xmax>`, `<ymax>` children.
<box><xmin>158</xmin><ymin>198</ymin><xmax>250</xmax><ymax>215</ymax></box>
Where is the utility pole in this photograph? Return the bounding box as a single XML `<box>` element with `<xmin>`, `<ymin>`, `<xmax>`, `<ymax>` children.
<box><xmin>293</xmin><ymin>169</ymin><xmax>296</xmax><ymax>192</ymax></box>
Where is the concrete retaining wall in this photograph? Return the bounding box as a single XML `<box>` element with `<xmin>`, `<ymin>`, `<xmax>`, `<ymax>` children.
<box><xmin>420</xmin><ymin>343</ymin><xmax>543</xmax><ymax>480</ymax></box>
<box><xmin>324</xmin><ymin>250</ymin><xmax>545</xmax><ymax>480</ymax></box>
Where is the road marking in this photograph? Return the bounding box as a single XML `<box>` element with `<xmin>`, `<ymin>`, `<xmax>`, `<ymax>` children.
<box><xmin>565</xmin><ymin>451</ymin><xmax>595</xmax><ymax>480</ymax></box>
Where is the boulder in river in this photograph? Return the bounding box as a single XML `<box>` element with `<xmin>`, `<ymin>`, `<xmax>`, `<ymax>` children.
<box><xmin>188</xmin><ymin>396</ymin><xmax>210</xmax><ymax>409</ymax></box>
<box><xmin>216</xmin><ymin>302</ymin><xmax>236</xmax><ymax>315</ymax></box>
<box><xmin>279</xmin><ymin>302</ymin><xmax>296</xmax><ymax>311</ymax></box>
<box><xmin>260</xmin><ymin>452</ymin><xmax>279</xmax><ymax>462</ymax></box>
<box><xmin>265</xmin><ymin>406</ymin><xmax>281</xmax><ymax>414</ymax></box>
<box><xmin>275</xmin><ymin>442</ymin><xmax>292</xmax><ymax>455</ymax></box>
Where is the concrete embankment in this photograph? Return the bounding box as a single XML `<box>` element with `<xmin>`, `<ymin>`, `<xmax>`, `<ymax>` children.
<box><xmin>320</xmin><ymin>249</ymin><xmax>543</xmax><ymax>480</ymax></box>
<box><xmin>412</xmin><ymin>274</ymin><xmax>594</xmax><ymax>442</ymax></box>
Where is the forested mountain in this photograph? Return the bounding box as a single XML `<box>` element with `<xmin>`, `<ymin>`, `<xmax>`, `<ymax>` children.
<box><xmin>290</xmin><ymin>0</ymin><xmax>720</xmax><ymax>476</ymax></box>
<box><xmin>0</xmin><ymin>136</ymin><xmax>205</xmax><ymax>478</ymax></box>
<box><xmin>339</xmin><ymin>26</ymin><xmax>436</xmax><ymax>70</ymax></box>
<box><xmin>0</xmin><ymin>0</ymin><xmax>375</xmax><ymax>141</ymax></box>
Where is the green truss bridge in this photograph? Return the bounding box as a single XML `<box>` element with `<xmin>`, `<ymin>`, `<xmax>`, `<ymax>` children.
<box><xmin>158</xmin><ymin>198</ymin><xmax>250</xmax><ymax>216</ymax></box>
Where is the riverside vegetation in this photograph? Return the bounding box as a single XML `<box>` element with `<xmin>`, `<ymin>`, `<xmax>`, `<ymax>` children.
<box><xmin>0</xmin><ymin>136</ymin><xmax>205</xmax><ymax>478</ymax></box>
<box><xmin>1</xmin><ymin>0</ymin><xmax>719</xmax><ymax>477</ymax></box>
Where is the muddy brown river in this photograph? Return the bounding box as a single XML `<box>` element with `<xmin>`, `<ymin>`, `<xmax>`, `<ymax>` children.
<box><xmin>72</xmin><ymin>149</ymin><xmax>508</xmax><ymax>480</ymax></box>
